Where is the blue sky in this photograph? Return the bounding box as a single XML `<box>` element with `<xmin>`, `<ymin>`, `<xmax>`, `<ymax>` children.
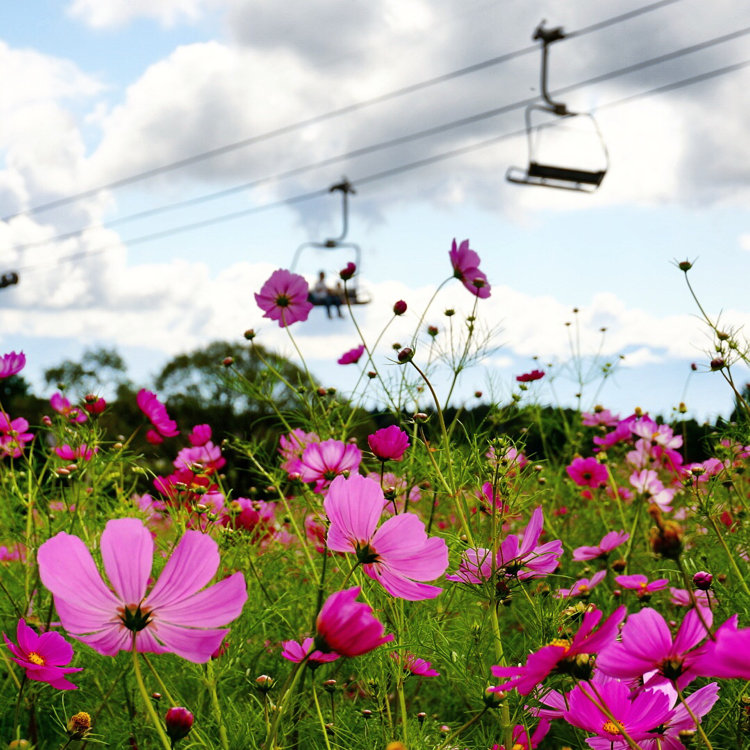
<box><xmin>0</xmin><ymin>0</ymin><xmax>748</xmax><ymax>421</ymax></box>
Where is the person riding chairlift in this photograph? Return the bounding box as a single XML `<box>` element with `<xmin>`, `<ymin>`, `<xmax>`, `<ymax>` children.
<box><xmin>310</xmin><ymin>271</ymin><xmax>343</xmax><ymax>319</ymax></box>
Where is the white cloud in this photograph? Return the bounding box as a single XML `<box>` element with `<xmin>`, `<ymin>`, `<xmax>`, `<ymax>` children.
<box><xmin>740</xmin><ymin>233</ymin><xmax>750</xmax><ymax>252</ymax></box>
<box><xmin>66</xmin><ymin>0</ymin><xmax>212</xmax><ymax>28</ymax></box>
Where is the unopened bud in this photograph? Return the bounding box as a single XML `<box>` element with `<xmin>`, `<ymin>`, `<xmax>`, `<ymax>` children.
<box><xmin>66</xmin><ymin>712</ymin><xmax>92</xmax><ymax>740</ymax></box>
<box><xmin>678</xmin><ymin>260</ymin><xmax>693</xmax><ymax>272</ymax></box>
<box><xmin>397</xmin><ymin>347</ymin><xmax>414</xmax><ymax>363</ymax></box>
<box><xmin>339</xmin><ymin>262</ymin><xmax>356</xmax><ymax>281</ymax></box>
<box><xmin>393</xmin><ymin>300</ymin><xmax>407</xmax><ymax>315</ymax></box>
<box><xmin>244</xmin><ymin>329</ymin><xmax>256</xmax><ymax>340</ymax></box>
<box><xmin>255</xmin><ymin>675</ymin><xmax>274</xmax><ymax>692</ymax></box>
<box><xmin>222</xmin><ymin>356</ymin><xmax>234</xmax><ymax>367</ymax></box>
<box><xmin>693</xmin><ymin>571</ymin><xmax>713</xmax><ymax>590</ymax></box>
<box><xmin>165</xmin><ymin>707</ymin><xmax>194</xmax><ymax>743</ymax></box>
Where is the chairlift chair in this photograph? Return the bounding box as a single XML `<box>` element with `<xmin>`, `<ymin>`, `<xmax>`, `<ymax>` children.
<box><xmin>506</xmin><ymin>22</ymin><xmax>609</xmax><ymax>193</ymax></box>
<box><xmin>0</xmin><ymin>271</ymin><xmax>19</xmax><ymax>289</ymax></box>
<box><xmin>290</xmin><ymin>179</ymin><xmax>371</xmax><ymax>307</ymax></box>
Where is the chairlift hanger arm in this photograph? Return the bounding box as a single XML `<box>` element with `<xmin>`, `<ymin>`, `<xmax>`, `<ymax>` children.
<box><xmin>533</xmin><ymin>21</ymin><xmax>569</xmax><ymax>115</ymax></box>
<box><xmin>325</xmin><ymin>178</ymin><xmax>356</xmax><ymax>246</ymax></box>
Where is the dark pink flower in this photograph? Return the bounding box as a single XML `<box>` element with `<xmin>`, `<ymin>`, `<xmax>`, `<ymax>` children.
<box><xmin>449</xmin><ymin>238</ymin><xmax>491</xmax><ymax>298</ymax></box>
<box><xmin>693</xmin><ymin>615</ymin><xmax>750</xmax><ymax>679</ymax></box>
<box><xmin>572</xmin><ymin>530</ymin><xmax>629</xmax><ymax>561</ymax></box>
<box><xmin>254</xmin><ymin>269</ymin><xmax>313</xmax><ymax>327</ymax></box>
<box><xmin>391</xmin><ymin>651</ymin><xmax>440</xmax><ymax>677</ymax></box>
<box><xmin>614</xmin><ymin>574</ymin><xmax>668</xmax><ymax>599</ymax></box>
<box><xmin>3</xmin><ymin>618</ymin><xmax>82</xmax><ymax>690</ymax></box>
<box><xmin>83</xmin><ymin>395</ymin><xmax>106</xmax><ymax>415</ymax></box>
<box><xmin>392</xmin><ymin>300</ymin><xmax>407</xmax><ymax>315</ymax></box>
<box><xmin>368</xmin><ymin>425</ymin><xmax>410</xmax><ymax>462</ymax></box>
<box><xmin>597</xmin><ymin>607</ymin><xmax>713</xmax><ymax>688</ymax></box>
<box><xmin>0</xmin><ymin>414</ymin><xmax>34</xmax><ymax>458</ymax></box>
<box><xmin>50</xmin><ymin>393</ymin><xmax>87</xmax><ymax>424</ymax></box>
<box><xmin>281</xmin><ymin>637</ymin><xmax>339</xmax><ymax>665</ymax></box>
<box><xmin>325</xmin><ymin>474</ymin><xmax>448</xmax><ymax>600</ymax></box>
<box><xmin>339</xmin><ymin>262</ymin><xmax>356</xmax><ymax>281</ymax></box>
<box><xmin>489</xmin><ymin>606</ymin><xmax>626</xmax><ymax>695</ymax></box>
<box><xmin>0</xmin><ymin>351</ymin><xmax>25</xmax><ymax>379</ymax></box>
<box><xmin>516</xmin><ymin>369</ymin><xmax>545</xmax><ymax>383</ymax></box>
<box><xmin>165</xmin><ymin>707</ymin><xmax>194</xmax><ymax>743</ymax></box>
<box><xmin>564</xmin><ymin>679</ymin><xmax>674</xmax><ymax>747</ymax></box>
<box><xmin>566</xmin><ymin>456</ymin><xmax>608</xmax><ymax>488</ymax></box>
<box><xmin>137</xmin><ymin>389</ymin><xmax>179</xmax><ymax>440</ymax></box>
<box><xmin>314</xmin><ymin>586</ymin><xmax>393</xmax><ymax>657</ymax></box>
<box><xmin>54</xmin><ymin>443</ymin><xmax>98</xmax><ymax>462</ymax></box>
<box><xmin>337</xmin><ymin>344</ymin><xmax>365</xmax><ymax>365</ymax></box>
<box><xmin>297</xmin><ymin>439</ymin><xmax>361</xmax><ymax>490</ymax></box>
<box><xmin>188</xmin><ymin>424</ymin><xmax>212</xmax><ymax>446</ymax></box>
<box><xmin>38</xmin><ymin>517</ymin><xmax>247</xmax><ymax>662</ymax></box>
<box><xmin>493</xmin><ymin>719</ymin><xmax>550</xmax><ymax>750</ymax></box>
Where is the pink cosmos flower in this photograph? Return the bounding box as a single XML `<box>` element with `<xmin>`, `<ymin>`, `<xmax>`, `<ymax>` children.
<box><xmin>0</xmin><ymin>351</ymin><xmax>25</xmax><ymax>379</ymax></box>
<box><xmin>614</xmin><ymin>574</ymin><xmax>669</xmax><ymax>599</ymax></box>
<box><xmin>314</xmin><ymin>586</ymin><xmax>394</xmax><ymax>657</ymax></box>
<box><xmin>337</xmin><ymin>344</ymin><xmax>365</xmax><ymax>365</ymax></box>
<box><xmin>221</xmin><ymin>498</ymin><xmax>277</xmax><ymax>544</ymax></box>
<box><xmin>174</xmin><ymin>441</ymin><xmax>225</xmax><ymax>473</ymax></box>
<box><xmin>516</xmin><ymin>369</ymin><xmax>545</xmax><ymax>383</ymax></box>
<box><xmin>37</xmin><ymin>517</ymin><xmax>247</xmax><ymax>663</ymax></box>
<box><xmin>597</xmin><ymin>607</ymin><xmax>713</xmax><ymax>689</ymax></box>
<box><xmin>324</xmin><ymin>474</ymin><xmax>448</xmax><ymax>600</ymax></box>
<box><xmin>281</xmin><ymin>637</ymin><xmax>339</xmax><ymax>666</ymax></box>
<box><xmin>391</xmin><ymin>650</ymin><xmax>440</xmax><ymax>676</ymax></box>
<box><xmin>492</xmin><ymin>719</ymin><xmax>550</xmax><ymax>750</ymax></box>
<box><xmin>4</xmin><ymin>618</ymin><xmax>82</xmax><ymax>690</ymax></box>
<box><xmin>254</xmin><ymin>268</ymin><xmax>313</xmax><ymax>327</ymax></box>
<box><xmin>566</xmin><ymin>456</ymin><xmax>608</xmax><ymax>488</ymax></box>
<box><xmin>670</xmin><ymin>587</ymin><xmax>712</xmax><ymax>609</ymax></box>
<box><xmin>447</xmin><ymin>507</ymin><xmax>562</xmax><ymax>585</ymax></box>
<box><xmin>564</xmin><ymin>679</ymin><xmax>674</xmax><ymax>749</ymax></box>
<box><xmin>188</xmin><ymin>424</ymin><xmax>212</xmax><ymax>446</ymax></box>
<box><xmin>278</xmin><ymin>429</ymin><xmax>319</xmax><ymax>475</ymax></box>
<box><xmin>137</xmin><ymin>389</ymin><xmax>179</xmax><ymax>443</ymax></box>
<box><xmin>629</xmin><ymin>469</ymin><xmax>675</xmax><ymax>512</ymax></box>
<box><xmin>297</xmin><ymin>439</ymin><xmax>362</xmax><ymax>490</ymax></box>
<box><xmin>0</xmin><ymin>414</ymin><xmax>34</xmax><ymax>458</ymax></box>
<box><xmin>368</xmin><ymin>425</ymin><xmax>410</xmax><ymax>462</ymax></box>
<box><xmin>54</xmin><ymin>444</ymin><xmax>98</xmax><ymax>462</ymax></box>
<box><xmin>489</xmin><ymin>606</ymin><xmax>626</xmax><ymax>695</ymax></box>
<box><xmin>83</xmin><ymin>395</ymin><xmax>106</xmax><ymax>415</ymax></box>
<box><xmin>582</xmin><ymin>408</ymin><xmax>620</xmax><ymax>427</ymax></box>
<box><xmin>449</xmin><ymin>238</ymin><xmax>491</xmax><ymax>298</ymax></box>
<box><xmin>693</xmin><ymin>615</ymin><xmax>750</xmax><ymax>679</ymax></box>
<box><xmin>555</xmin><ymin>569</ymin><xmax>607</xmax><ymax>599</ymax></box>
<box><xmin>592</xmin><ymin>421</ymin><xmax>632</xmax><ymax>449</ymax></box>
<box><xmin>573</xmin><ymin>530</ymin><xmax>629</xmax><ymax>561</ymax></box>
<box><xmin>50</xmin><ymin>392</ymin><xmax>87</xmax><ymax>424</ymax></box>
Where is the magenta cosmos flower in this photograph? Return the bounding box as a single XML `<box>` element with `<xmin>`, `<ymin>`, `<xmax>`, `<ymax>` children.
<box><xmin>136</xmin><ymin>389</ymin><xmax>179</xmax><ymax>444</ymax></box>
<box><xmin>4</xmin><ymin>618</ymin><xmax>82</xmax><ymax>690</ymax></box>
<box><xmin>50</xmin><ymin>392</ymin><xmax>87</xmax><ymax>424</ymax></box>
<box><xmin>297</xmin><ymin>438</ymin><xmax>362</xmax><ymax>489</ymax></box>
<box><xmin>555</xmin><ymin>569</ymin><xmax>607</xmax><ymax>599</ymax></box>
<box><xmin>516</xmin><ymin>369</ymin><xmax>545</xmax><ymax>383</ymax></box>
<box><xmin>566</xmin><ymin>456</ymin><xmax>608</xmax><ymax>488</ymax></box>
<box><xmin>564</xmin><ymin>679</ymin><xmax>674</xmax><ymax>749</ymax></box>
<box><xmin>597</xmin><ymin>607</ymin><xmax>713</xmax><ymax>689</ymax></box>
<box><xmin>614</xmin><ymin>574</ymin><xmax>668</xmax><ymax>599</ymax></box>
<box><xmin>492</xmin><ymin>719</ymin><xmax>550</xmax><ymax>750</ymax></box>
<box><xmin>0</xmin><ymin>351</ymin><xmax>25</xmax><ymax>379</ymax></box>
<box><xmin>368</xmin><ymin>425</ymin><xmax>410</xmax><ymax>462</ymax></box>
<box><xmin>314</xmin><ymin>586</ymin><xmax>393</xmax><ymax>657</ymax></box>
<box><xmin>693</xmin><ymin>615</ymin><xmax>750</xmax><ymax>680</ymax></box>
<box><xmin>572</xmin><ymin>530</ymin><xmax>629</xmax><ymax>561</ymax></box>
<box><xmin>254</xmin><ymin>268</ymin><xmax>313</xmax><ymax>327</ymax></box>
<box><xmin>391</xmin><ymin>650</ymin><xmax>440</xmax><ymax>677</ymax></box>
<box><xmin>337</xmin><ymin>344</ymin><xmax>365</xmax><ymax>365</ymax></box>
<box><xmin>281</xmin><ymin>637</ymin><xmax>340</xmax><ymax>666</ymax></box>
<box><xmin>447</xmin><ymin>507</ymin><xmax>562</xmax><ymax>585</ymax></box>
<box><xmin>489</xmin><ymin>606</ymin><xmax>626</xmax><ymax>695</ymax></box>
<box><xmin>37</xmin><ymin>518</ymin><xmax>247</xmax><ymax>663</ymax></box>
<box><xmin>449</xmin><ymin>238</ymin><xmax>491</xmax><ymax>298</ymax></box>
<box><xmin>0</xmin><ymin>414</ymin><xmax>34</xmax><ymax>458</ymax></box>
<box><xmin>325</xmin><ymin>474</ymin><xmax>448</xmax><ymax>600</ymax></box>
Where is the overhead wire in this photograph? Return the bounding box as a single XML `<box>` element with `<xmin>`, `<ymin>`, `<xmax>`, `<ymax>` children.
<box><xmin>15</xmin><ymin>54</ymin><xmax>750</xmax><ymax>275</ymax></box>
<box><xmin>1</xmin><ymin>0</ymin><xmax>687</xmax><ymax>223</ymax></box>
<box><xmin>9</xmin><ymin>23</ymin><xmax>749</xmax><ymax>256</ymax></box>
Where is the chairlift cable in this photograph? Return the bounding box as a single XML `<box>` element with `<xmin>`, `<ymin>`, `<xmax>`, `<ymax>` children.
<box><xmin>15</xmin><ymin>54</ymin><xmax>750</xmax><ymax>277</ymax></box>
<box><xmin>1</xmin><ymin>0</ymin><xmax>688</xmax><ymax>223</ymax></box>
<box><xmin>8</xmin><ymin>23</ymin><xmax>747</xmax><ymax>257</ymax></box>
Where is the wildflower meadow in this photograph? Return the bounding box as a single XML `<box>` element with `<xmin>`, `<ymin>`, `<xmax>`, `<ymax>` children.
<box><xmin>1</xmin><ymin>242</ymin><xmax>750</xmax><ymax>750</ymax></box>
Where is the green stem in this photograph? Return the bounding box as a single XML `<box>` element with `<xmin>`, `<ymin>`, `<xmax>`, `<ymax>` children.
<box><xmin>131</xmin><ymin>639</ymin><xmax>172</xmax><ymax>750</ymax></box>
<box><xmin>311</xmin><ymin>683</ymin><xmax>333</xmax><ymax>750</ymax></box>
<box><xmin>206</xmin><ymin>661</ymin><xmax>230</xmax><ymax>750</ymax></box>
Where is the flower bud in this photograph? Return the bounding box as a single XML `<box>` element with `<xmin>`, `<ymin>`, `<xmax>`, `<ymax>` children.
<box><xmin>222</xmin><ymin>356</ymin><xmax>234</xmax><ymax>367</ymax></box>
<box><xmin>67</xmin><ymin>712</ymin><xmax>92</xmax><ymax>740</ymax></box>
<box><xmin>165</xmin><ymin>707</ymin><xmax>194</xmax><ymax>743</ymax></box>
<box><xmin>427</xmin><ymin>325</ymin><xmax>438</xmax><ymax>337</ymax></box>
<box><xmin>323</xmin><ymin>679</ymin><xmax>337</xmax><ymax>693</ymax></box>
<box><xmin>7</xmin><ymin>741</ymin><xmax>32</xmax><ymax>750</ymax></box>
<box><xmin>417</xmin><ymin>711</ymin><xmax>426</xmax><ymax>725</ymax></box>
<box><xmin>678</xmin><ymin>260</ymin><xmax>693</xmax><ymax>272</ymax></box>
<box><xmin>339</xmin><ymin>262</ymin><xmax>356</xmax><ymax>281</ymax></box>
<box><xmin>693</xmin><ymin>571</ymin><xmax>713</xmax><ymax>590</ymax></box>
<box><xmin>444</xmin><ymin>308</ymin><xmax>455</xmax><ymax>317</ymax></box>
<box><xmin>152</xmin><ymin>692</ymin><xmax>162</xmax><ymax>701</ymax></box>
<box><xmin>255</xmin><ymin>675</ymin><xmax>274</xmax><ymax>692</ymax></box>
<box><xmin>361</xmin><ymin>709</ymin><xmax>373</xmax><ymax>720</ymax></box>
<box><xmin>710</xmin><ymin>357</ymin><xmax>725</xmax><ymax>371</ymax></box>
<box><xmin>367</xmin><ymin>371</ymin><xmax>377</xmax><ymax>379</ymax></box>
<box><xmin>393</xmin><ymin>300</ymin><xmax>407</xmax><ymax>315</ymax></box>
<box><xmin>244</xmin><ymin>329</ymin><xmax>256</xmax><ymax>340</ymax></box>
<box><xmin>397</xmin><ymin>347</ymin><xmax>414</xmax><ymax>363</ymax></box>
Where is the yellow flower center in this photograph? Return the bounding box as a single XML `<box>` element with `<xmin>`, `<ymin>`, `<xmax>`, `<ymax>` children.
<box><xmin>548</xmin><ymin>637</ymin><xmax>571</xmax><ymax>652</ymax></box>
<box><xmin>511</xmin><ymin>744</ymin><xmax>525</xmax><ymax>750</ymax></box>
<box><xmin>27</xmin><ymin>651</ymin><xmax>44</xmax><ymax>666</ymax></box>
<box><xmin>602</xmin><ymin>719</ymin><xmax>623</xmax><ymax>735</ymax></box>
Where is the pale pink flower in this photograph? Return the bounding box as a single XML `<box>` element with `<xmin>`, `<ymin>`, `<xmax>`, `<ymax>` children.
<box><xmin>614</xmin><ymin>574</ymin><xmax>669</xmax><ymax>599</ymax></box>
<box><xmin>54</xmin><ymin>444</ymin><xmax>98</xmax><ymax>462</ymax></box>
<box><xmin>279</xmin><ymin>429</ymin><xmax>319</xmax><ymax>475</ymax></box>
<box><xmin>50</xmin><ymin>393</ymin><xmax>87</xmax><ymax>424</ymax></box>
<box><xmin>281</xmin><ymin>637</ymin><xmax>339</xmax><ymax>665</ymax></box>
<box><xmin>0</xmin><ymin>351</ymin><xmax>25</xmax><ymax>379</ymax></box>
<box><xmin>38</xmin><ymin>518</ymin><xmax>247</xmax><ymax>662</ymax></box>
<box><xmin>254</xmin><ymin>268</ymin><xmax>313</xmax><ymax>327</ymax></box>
<box><xmin>573</xmin><ymin>530</ymin><xmax>629</xmax><ymax>561</ymax></box>
<box><xmin>324</xmin><ymin>474</ymin><xmax>448</xmax><ymax>600</ymax></box>
<box><xmin>174</xmin><ymin>442</ymin><xmax>225</xmax><ymax>473</ymax></box>
<box><xmin>449</xmin><ymin>238</ymin><xmax>491</xmax><ymax>298</ymax></box>
<box><xmin>297</xmin><ymin>439</ymin><xmax>362</xmax><ymax>490</ymax></box>
<box><xmin>391</xmin><ymin>651</ymin><xmax>440</xmax><ymax>676</ymax></box>
<box><xmin>582</xmin><ymin>409</ymin><xmax>620</xmax><ymax>427</ymax></box>
<box><xmin>0</xmin><ymin>415</ymin><xmax>34</xmax><ymax>458</ymax></box>
<box><xmin>555</xmin><ymin>569</ymin><xmax>607</xmax><ymax>598</ymax></box>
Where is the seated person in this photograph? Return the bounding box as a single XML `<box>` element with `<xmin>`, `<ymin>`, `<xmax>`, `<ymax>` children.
<box><xmin>309</xmin><ymin>272</ymin><xmax>343</xmax><ymax>318</ymax></box>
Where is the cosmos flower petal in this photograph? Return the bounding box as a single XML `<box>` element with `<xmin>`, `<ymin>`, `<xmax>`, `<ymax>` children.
<box><xmin>100</xmin><ymin>518</ymin><xmax>154</xmax><ymax>604</ymax></box>
<box><xmin>152</xmin><ymin>622</ymin><xmax>230</xmax><ymax>663</ymax></box>
<box><xmin>673</xmin><ymin>607</ymin><xmax>713</xmax><ymax>653</ymax></box>
<box><xmin>146</xmin><ymin>530</ymin><xmax>220</xmax><ymax>610</ymax></box>
<box><xmin>324</xmin><ymin>474</ymin><xmax>382</xmax><ymax>547</ymax></box>
<box><xmin>366</xmin><ymin>564</ymin><xmax>442</xmax><ymax>601</ymax></box>
<box><xmin>155</xmin><ymin>572</ymin><xmax>247</xmax><ymax>628</ymax></box>
<box><xmin>37</xmin><ymin>531</ymin><xmax>121</xmax><ymax>615</ymax></box>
